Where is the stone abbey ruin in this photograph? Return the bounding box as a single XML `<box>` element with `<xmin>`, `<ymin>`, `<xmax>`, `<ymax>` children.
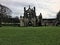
<box><xmin>0</xmin><ymin>4</ymin><xmax>60</xmax><ymax>27</ymax></box>
<box><xmin>20</xmin><ymin>5</ymin><xmax>60</xmax><ymax>27</ymax></box>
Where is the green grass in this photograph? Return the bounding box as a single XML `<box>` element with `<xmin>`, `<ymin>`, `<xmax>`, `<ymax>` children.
<box><xmin>0</xmin><ymin>26</ymin><xmax>60</xmax><ymax>45</ymax></box>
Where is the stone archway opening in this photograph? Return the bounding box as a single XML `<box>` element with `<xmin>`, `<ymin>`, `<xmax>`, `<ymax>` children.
<box><xmin>28</xmin><ymin>21</ymin><xmax>32</xmax><ymax>26</ymax></box>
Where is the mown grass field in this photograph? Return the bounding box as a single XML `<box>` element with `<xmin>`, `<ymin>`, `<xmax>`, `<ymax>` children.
<box><xmin>0</xmin><ymin>26</ymin><xmax>60</xmax><ymax>45</ymax></box>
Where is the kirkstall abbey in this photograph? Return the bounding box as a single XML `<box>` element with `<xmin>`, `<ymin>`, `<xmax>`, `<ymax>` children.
<box><xmin>20</xmin><ymin>5</ymin><xmax>60</xmax><ymax>26</ymax></box>
<box><xmin>0</xmin><ymin>4</ymin><xmax>60</xmax><ymax>27</ymax></box>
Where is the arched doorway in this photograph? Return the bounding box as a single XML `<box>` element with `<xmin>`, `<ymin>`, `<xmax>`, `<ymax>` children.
<box><xmin>28</xmin><ymin>21</ymin><xmax>32</xmax><ymax>26</ymax></box>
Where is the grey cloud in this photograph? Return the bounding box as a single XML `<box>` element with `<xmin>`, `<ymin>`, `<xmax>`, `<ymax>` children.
<box><xmin>0</xmin><ymin>0</ymin><xmax>60</xmax><ymax>18</ymax></box>
<box><xmin>4</xmin><ymin>1</ymin><xmax>34</xmax><ymax>7</ymax></box>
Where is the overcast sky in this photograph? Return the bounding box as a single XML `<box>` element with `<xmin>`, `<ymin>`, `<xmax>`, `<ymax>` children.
<box><xmin>0</xmin><ymin>0</ymin><xmax>60</xmax><ymax>18</ymax></box>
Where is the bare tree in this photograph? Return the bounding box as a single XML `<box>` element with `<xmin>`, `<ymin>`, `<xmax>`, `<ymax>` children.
<box><xmin>0</xmin><ymin>4</ymin><xmax>12</xmax><ymax>26</ymax></box>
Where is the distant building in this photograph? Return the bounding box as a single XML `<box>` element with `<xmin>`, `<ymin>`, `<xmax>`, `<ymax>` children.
<box><xmin>20</xmin><ymin>5</ymin><xmax>60</xmax><ymax>26</ymax></box>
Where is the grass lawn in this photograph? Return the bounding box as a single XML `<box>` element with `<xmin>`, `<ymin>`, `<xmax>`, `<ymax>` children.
<box><xmin>0</xmin><ymin>26</ymin><xmax>60</xmax><ymax>45</ymax></box>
